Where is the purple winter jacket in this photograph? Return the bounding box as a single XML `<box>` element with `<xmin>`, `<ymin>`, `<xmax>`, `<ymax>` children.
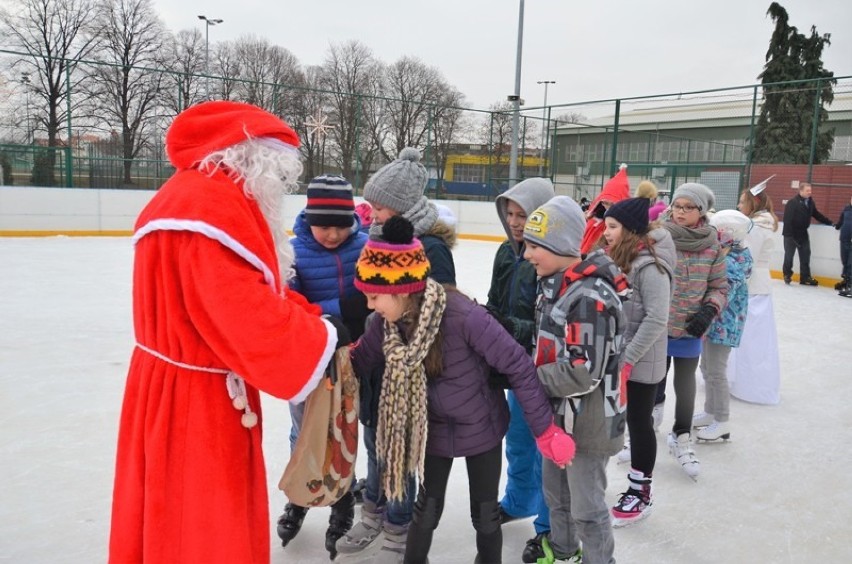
<box><xmin>351</xmin><ymin>290</ymin><xmax>554</xmax><ymax>458</ymax></box>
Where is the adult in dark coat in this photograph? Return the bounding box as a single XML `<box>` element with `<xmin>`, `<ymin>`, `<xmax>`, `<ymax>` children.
<box><xmin>782</xmin><ymin>182</ymin><xmax>833</xmax><ymax>285</ymax></box>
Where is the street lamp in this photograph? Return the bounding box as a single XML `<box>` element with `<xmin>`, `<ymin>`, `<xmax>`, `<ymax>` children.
<box><xmin>537</xmin><ymin>80</ymin><xmax>555</xmax><ymax>176</ymax></box>
<box><xmin>198</xmin><ymin>15</ymin><xmax>223</xmax><ymax>100</ymax></box>
<box><xmin>508</xmin><ymin>0</ymin><xmax>524</xmax><ymax>188</ymax></box>
<box><xmin>21</xmin><ymin>72</ymin><xmax>32</xmax><ymax>144</ymax></box>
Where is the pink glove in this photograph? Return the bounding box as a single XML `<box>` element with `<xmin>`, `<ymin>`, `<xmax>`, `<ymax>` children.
<box><xmin>619</xmin><ymin>363</ymin><xmax>633</xmax><ymax>409</ymax></box>
<box><xmin>535</xmin><ymin>423</ymin><xmax>576</xmax><ymax>468</ymax></box>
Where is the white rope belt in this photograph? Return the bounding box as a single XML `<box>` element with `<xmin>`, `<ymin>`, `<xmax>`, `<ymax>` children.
<box><xmin>135</xmin><ymin>342</ymin><xmax>258</xmax><ymax>428</ymax></box>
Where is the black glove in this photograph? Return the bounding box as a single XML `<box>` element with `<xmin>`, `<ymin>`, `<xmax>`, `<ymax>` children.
<box><xmin>484</xmin><ymin>304</ymin><xmax>517</xmax><ymax>337</ymax></box>
<box><xmin>685</xmin><ymin>304</ymin><xmax>718</xmax><ymax>337</ymax></box>
<box><xmin>836</xmin><ymin>223</ymin><xmax>842</xmax><ymax>230</ymax></box>
<box><xmin>323</xmin><ymin>315</ymin><xmax>352</xmax><ymax>348</ymax></box>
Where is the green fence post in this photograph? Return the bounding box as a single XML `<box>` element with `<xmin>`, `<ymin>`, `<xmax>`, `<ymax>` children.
<box><xmin>488</xmin><ymin>111</ymin><xmax>494</xmax><ymax>191</ymax></box>
<box><xmin>424</xmin><ymin>109</ymin><xmax>434</xmax><ymax>196</ymax></box>
<box><xmin>608</xmin><ymin>99</ymin><xmax>621</xmax><ymax>175</ymax></box>
<box><xmin>745</xmin><ymin>85</ymin><xmax>758</xmax><ymax>188</ymax></box>
<box><xmin>354</xmin><ymin>95</ymin><xmax>362</xmax><ymax>193</ymax></box>
<box><xmin>807</xmin><ymin>78</ymin><xmax>822</xmax><ymax>182</ymax></box>
<box><xmin>65</xmin><ymin>65</ymin><xmax>73</xmax><ymax>188</ymax></box>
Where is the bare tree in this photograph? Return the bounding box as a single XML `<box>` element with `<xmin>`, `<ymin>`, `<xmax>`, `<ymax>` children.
<box><xmin>0</xmin><ymin>0</ymin><xmax>99</xmax><ymax>185</ymax></box>
<box><xmin>162</xmin><ymin>28</ymin><xmax>205</xmax><ymax>113</ymax></box>
<box><xmin>86</xmin><ymin>0</ymin><xmax>167</xmax><ymax>185</ymax></box>
<box><xmin>379</xmin><ymin>56</ymin><xmax>448</xmax><ymax>161</ymax></box>
<box><xmin>290</xmin><ymin>65</ymin><xmax>331</xmax><ymax>180</ymax></box>
<box><xmin>211</xmin><ymin>41</ymin><xmax>241</xmax><ymax>101</ymax></box>
<box><xmin>321</xmin><ymin>40</ymin><xmax>382</xmax><ymax>186</ymax></box>
<box><xmin>232</xmin><ymin>35</ymin><xmax>301</xmax><ymax>114</ymax></box>
<box><xmin>555</xmin><ymin>111</ymin><xmax>587</xmax><ymax>124</ymax></box>
<box><xmin>429</xmin><ymin>87</ymin><xmax>466</xmax><ymax>192</ymax></box>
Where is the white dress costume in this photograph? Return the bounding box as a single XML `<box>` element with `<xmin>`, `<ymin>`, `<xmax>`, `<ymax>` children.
<box><xmin>727</xmin><ymin>210</ymin><xmax>781</xmax><ymax>404</ymax></box>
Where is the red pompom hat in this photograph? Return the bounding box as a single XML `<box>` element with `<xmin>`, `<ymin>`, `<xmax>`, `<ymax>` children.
<box><xmin>165</xmin><ymin>100</ymin><xmax>300</xmax><ymax>170</ymax></box>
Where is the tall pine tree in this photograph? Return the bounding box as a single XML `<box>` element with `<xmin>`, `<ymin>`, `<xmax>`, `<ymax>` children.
<box><xmin>752</xmin><ymin>2</ymin><xmax>835</xmax><ymax>164</ymax></box>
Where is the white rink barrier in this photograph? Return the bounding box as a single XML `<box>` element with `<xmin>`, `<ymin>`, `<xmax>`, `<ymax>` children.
<box><xmin>0</xmin><ymin>185</ymin><xmax>844</xmax><ymax>284</ymax></box>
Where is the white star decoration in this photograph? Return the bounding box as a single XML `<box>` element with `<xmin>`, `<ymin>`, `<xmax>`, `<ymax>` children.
<box><xmin>305</xmin><ymin>110</ymin><xmax>334</xmax><ymax>140</ymax></box>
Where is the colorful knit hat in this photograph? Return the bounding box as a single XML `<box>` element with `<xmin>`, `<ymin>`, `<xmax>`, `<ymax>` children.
<box><xmin>355</xmin><ymin>216</ymin><xmax>431</xmax><ymax>294</ymax></box>
<box><xmin>304</xmin><ymin>175</ymin><xmax>355</xmax><ymax>227</ymax></box>
<box><xmin>165</xmin><ymin>100</ymin><xmax>299</xmax><ymax>170</ymax></box>
<box><xmin>605</xmin><ymin>197</ymin><xmax>651</xmax><ymax>234</ymax></box>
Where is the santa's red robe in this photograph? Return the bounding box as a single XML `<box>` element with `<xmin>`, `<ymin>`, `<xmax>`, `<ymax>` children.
<box><xmin>109</xmin><ymin>167</ymin><xmax>335</xmax><ymax>563</ymax></box>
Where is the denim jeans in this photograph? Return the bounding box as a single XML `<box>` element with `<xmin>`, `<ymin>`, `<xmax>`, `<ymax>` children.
<box><xmin>363</xmin><ymin>425</ymin><xmax>415</xmax><ymax>526</ymax></box>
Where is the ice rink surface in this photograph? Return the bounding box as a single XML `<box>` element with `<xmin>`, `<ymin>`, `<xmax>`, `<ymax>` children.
<box><xmin>1</xmin><ymin>236</ymin><xmax>851</xmax><ymax>563</ymax></box>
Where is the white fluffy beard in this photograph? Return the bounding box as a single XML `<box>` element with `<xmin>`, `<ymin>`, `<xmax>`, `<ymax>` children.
<box><xmin>198</xmin><ymin>139</ymin><xmax>304</xmax><ymax>285</ymax></box>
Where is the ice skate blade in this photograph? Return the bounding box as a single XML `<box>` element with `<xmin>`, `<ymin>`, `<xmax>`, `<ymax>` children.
<box><xmin>696</xmin><ymin>434</ymin><xmax>731</xmax><ymax>443</ymax></box>
<box><xmin>612</xmin><ymin>508</ymin><xmax>652</xmax><ymax>528</ymax></box>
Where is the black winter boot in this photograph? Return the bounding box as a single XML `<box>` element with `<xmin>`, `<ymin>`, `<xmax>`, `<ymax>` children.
<box><xmin>325</xmin><ymin>492</ymin><xmax>355</xmax><ymax>559</ymax></box>
<box><xmin>277</xmin><ymin>503</ymin><xmax>309</xmax><ymax>547</ymax></box>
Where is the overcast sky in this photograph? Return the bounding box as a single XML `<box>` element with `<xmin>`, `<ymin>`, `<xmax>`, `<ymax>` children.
<box><xmin>152</xmin><ymin>0</ymin><xmax>851</xmax><ymax>111</ymax></box>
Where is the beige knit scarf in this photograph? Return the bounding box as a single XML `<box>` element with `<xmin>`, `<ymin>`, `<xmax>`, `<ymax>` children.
<box><xmin>377</xmin><ymin>278</ymin><xmax>446</xmax><ymax>501</ymax></box>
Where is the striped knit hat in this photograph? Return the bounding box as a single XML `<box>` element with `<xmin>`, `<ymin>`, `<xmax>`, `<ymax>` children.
<box><xmin>355</xmin><ymin>216</ymin><xmax>431</xmax><ymax>294</ymax></box>
<box><xmin>304</xmin><ymin>175</ymin><xmax>355</xmax><ymax>227</ymax></box>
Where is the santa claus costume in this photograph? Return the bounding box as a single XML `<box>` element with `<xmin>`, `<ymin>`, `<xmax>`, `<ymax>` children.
<box><xmin>109</xmin><ymin>101</ymin><xmax>338</xmax><ymax>563</ymax></box>
<box><xmin>580</xmin><ymin>164</ymin><xmax>631</xmax><ymax>254</ymax></box>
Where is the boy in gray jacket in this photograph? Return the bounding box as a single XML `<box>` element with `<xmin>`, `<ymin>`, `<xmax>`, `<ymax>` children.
<box><xmin>523</xmin><ymin>196</ymin><xmax>629</xmax><ymax>564</ymax></box>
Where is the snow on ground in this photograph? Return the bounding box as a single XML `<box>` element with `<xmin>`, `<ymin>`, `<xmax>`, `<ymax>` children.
<box><xmin>1</xmin><ymin>236</ymin><xmax>851</xmax><ymax>563</ymax></box>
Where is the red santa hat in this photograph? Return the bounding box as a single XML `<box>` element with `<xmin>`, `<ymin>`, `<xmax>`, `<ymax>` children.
<box><xmin>165</xmin><ymin>100</ymin><xmax>300</xmax><ymax>170</ymax></box>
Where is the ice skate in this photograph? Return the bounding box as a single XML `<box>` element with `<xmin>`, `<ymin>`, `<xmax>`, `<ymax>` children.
<box><xmin>652</xmin><ymin>402</ymin><xmax>664</xmax><ymax>432</ymax></box>
<box><xmin>371</xmin><ymin>521</ymin><xmax>408</xmax><ymax>564</ymax></box>
<box><xmin>667</xmin><ymin>432</ymin><xmax>700</xmax><ymax>481</ymax></box>
<box><xmin>835</xmin><ymin>276</ymin><xmax>848</xmax><ymax>291</ymax></box>
<box><xmin>276</xmin><ymin>503</ymin><xmax>308</xmax><ymax>547</ymax></box>
<box><xmin>535</xmin><ymin>535</ymin><xmax>582</xmax><ymax>563</ymax></box>
<box><xmin>839</xmin><ymin>284</ymin><xmax>852</xmax><ymax>298</ymax></box>
<box><xmin>696</xmin><ymin>420</ymin><xmax>731</xmax><ymax>442</ymax></box>
<box><xmin>335</xmin><ymin>500</ymin><xmax>383</xmax><ymax>558</ymax></box>
<box><xmin>691</xmin><ymin>411</ymin><xmax>714</xmax><ymax>429</ymax></box>
<box><xmin>522</xmin><ymin>532</ymin><xmax>547</xmax><ymax>563</ymax></box>
<box><xmin>611</xmin><ymin>469</ymin><xmax>653</xmax><ymax>528</ymax></box>
<box><xmin>325</xmin><ymin>492</ymin><xmax>355</xmax><ymax>559</ymax></box>
<box><xmin>350</xmin><ymin>477</ymin><xmax>367</xmax><ymax>504</ymax></box>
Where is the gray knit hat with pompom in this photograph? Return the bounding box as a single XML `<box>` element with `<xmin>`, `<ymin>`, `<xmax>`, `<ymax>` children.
<box><xmin>363</xmin><ymin>147</ymin><xmax>428</xmax><ymax>213</ymax></box>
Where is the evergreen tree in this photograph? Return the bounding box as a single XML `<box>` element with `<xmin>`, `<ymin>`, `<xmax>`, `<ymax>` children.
<box><xmin>752</xmin><ymin>2</ymin><xmax>835</xmax><ymax>164</ymax></box>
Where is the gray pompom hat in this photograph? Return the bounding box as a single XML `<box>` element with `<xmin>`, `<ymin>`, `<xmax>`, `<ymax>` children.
<box><xmin>363</xmin><ymin>147</ymin><xmax>428</xmax><ymax>214</ymax></box>
<box><xmin>671</xmin><ymin>183</ymin><xmax>715</xmax><ymax>217</ymax></box>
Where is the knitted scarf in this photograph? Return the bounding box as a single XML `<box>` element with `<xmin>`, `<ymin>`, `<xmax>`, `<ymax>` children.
<box><xmin>377</xmin><ymin>278</ymin><xmax>446</xmax><ymax>501</ymax></box>
<box><xmin>369</xmin><ymin>197</ymin><xmax>438</xmax><ymax>239</ymax></box>
<box><xmin>664</xmin><ymin>222</ymin><xmax>717</xmax><ymax>252</ymax></box>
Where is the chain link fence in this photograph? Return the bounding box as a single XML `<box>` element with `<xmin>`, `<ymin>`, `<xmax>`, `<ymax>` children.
<box><xmin>1</xmin><ymin>48</ymin><xmax>849</xmax><ymax>215</ymax></box>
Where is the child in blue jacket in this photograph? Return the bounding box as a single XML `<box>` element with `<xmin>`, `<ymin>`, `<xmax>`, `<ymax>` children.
<box><xmin>693</xmin><ymin>210</ymin><xmax>753</xmax><ymax>441</ymax></box>
<box><xmin>277</xmin><ymin>175</ymin><xmax>369</xmax><ymax>558</ymax></box>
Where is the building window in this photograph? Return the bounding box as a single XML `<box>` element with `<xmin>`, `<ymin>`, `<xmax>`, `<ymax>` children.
<box><xmin>453</xmin><ymin>163</ymin><xmax>485</xmax><ymax>182</ymax></box>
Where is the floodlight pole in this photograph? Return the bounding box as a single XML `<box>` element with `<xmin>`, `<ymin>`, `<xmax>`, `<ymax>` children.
<box><xmin>198</xmin><ymin>15</ymin><xmax>223</xmax><ymax>100</ymax></box>
<box><xmin>537</xmin><ymin>80</ymin><xmax>555</xmax><ymax>176</ymax></box>
<box><xmin>508</xmin><ymin>0</ymin><xmax>524</xmax><ymax>188</ymax></box>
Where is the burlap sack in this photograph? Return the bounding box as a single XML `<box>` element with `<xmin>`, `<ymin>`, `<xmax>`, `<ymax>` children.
<box><xmin>279</xmin><ymin>348</ymin><xmax>359</xmax><ymax>507</ymax></box>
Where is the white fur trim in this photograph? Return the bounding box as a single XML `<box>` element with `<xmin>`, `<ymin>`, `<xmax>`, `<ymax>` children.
<box><xmin>287</xmin><ymin>317</ymin><xmax>338</xmax><ymax>403</ymax></box>
<box><xmin>254</xmin><ymin>136</ymin><xmax>300</xmax><ymax>155</ymax></box>
<box><xmin>134</xmin><ymin>219</ymin><xmax>277</xmax><ymax>290</ymax></box>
